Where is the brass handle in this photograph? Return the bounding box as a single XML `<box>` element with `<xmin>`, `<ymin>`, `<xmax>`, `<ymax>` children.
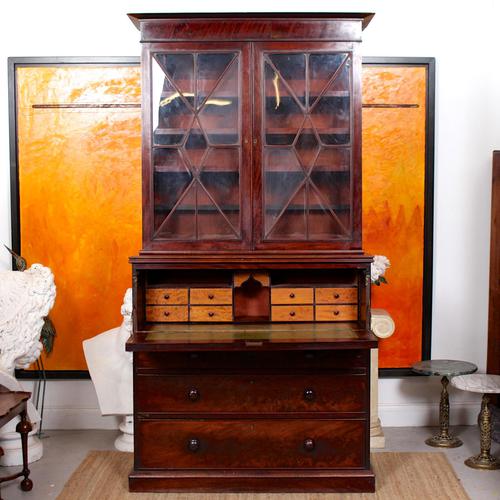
<box><xmin>289</xmin><ymin>311</ymin><xmax>296</xmax><ymax>317</ymax></box>
<box><xmin>303</xmin><ymin>388</ymin><xmax>315</xmax><ymax>401</ymax></box>
<box><xmin>303</xmin><ymin>438</ymin><xmax>315</xmax><ymax>451</ymax></box>
<box><xmin>164</xmin><ymin>293</ymin><xmax>170</xmax><ymax>300</ymax></box>
<box><xmin>188</xmin><ymin>388</ymin><xmax>200</xmax><ymax>401</ymax></box>
<box><xmin>164</xmin><ymin>311</ymin><xmax>170</xmax><ymax>317</ymax></box>
<box><xmin>333</xmin><ymin>310</ymin><xmax>340</xmax><ymax>316</ymax></box>
<box><xmin>334</xmin><ymin>293</ymin><xmax>340</xmax><ymax>299</ymax></box>
<box><xmin>208</xmin><ymin>311</ymin><xmax>214</xmax><ymax>317</ymax></box>
<box><xmin>289</xmin><ymin>292</ymin><xmax>295</xmax><ymax>298</ymax></box>
<box><xmin>208</xmin><ymin>294</ymin><xmax>214</xmax><ymax>300</ymax></box>
<box><xmin>188</xmin><ymin>438</ymin><xmax>200</xmax><ymax>452</ymax></box>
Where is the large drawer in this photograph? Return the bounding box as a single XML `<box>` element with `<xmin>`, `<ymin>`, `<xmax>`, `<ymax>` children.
<box><xmin>135</xmin><ymin>373</ymin><xmax>366</xmax><ymax>414</ymax></box>
<box><xmin>136</xmin><ymin>418</ymin><xmax>365</xmax><ymax>469</ymax></box>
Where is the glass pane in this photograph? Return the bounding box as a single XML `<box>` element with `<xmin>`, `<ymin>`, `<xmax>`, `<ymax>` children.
<box><xmin>198</xmin><ymin>59</ymin><xmax>239</xmax><ymax>145</ymax></box>
<box><xmin>295</xmin><ymin>118</ymin><xmax>320</xmax><ymax>171</ymax></box>
<box><xmin>200</xmin><ymin>148</ymin><xmax>240</xmax><ymax>232</ymax></box>
<box><xmin>183</xmin><ymin>119</ymin><xmax>208</xmax><ymax>169</ymax></box>
<box><xmin>155</xmin><ymin>183</ymin><xmax>196</xmax><ymax>239</ymax></box>
<box><xmin>197</xmin><ymin>186</ymin><xmax>238</xmax><ymax>239</ymax></box>
<box><xmin>267</xmin><ymin>185</ymin><xmax>307</xmax><ymax>240</ymax></box>
<box><xmin>309</xmin><ymin>53</ymin><xmax>347</xmax><ymax>107</ymax></box>
<box><xmin>264</xmin><ymin>62</ymin><xmax>303</xmax><ymax>145</ymax></box>
<box><xmin>311</xmin><ymin>60</ymin><xmax>351</xmax><ymax>145</ymax></box>
<box><xmin>268</xmin><ymin>53</ymin><xmax>306</xmax><ymax>107</ymax></box>
<box><xmin>155</xmin><ymin>53</ymin><xmax>194</xmax><ymax>106</ymax></box>
<box><xmin>196</xmin><ymin>53</ymin><xmax>235</xmax><ymax>109</ymax></box>
<box><xmin>308</xmin><ymin>185</ymin><xmax>349</xmax><ymax>239</ymax></box>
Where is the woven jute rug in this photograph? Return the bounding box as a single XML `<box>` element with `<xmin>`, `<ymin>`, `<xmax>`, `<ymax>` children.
<box><xmin>57</xmin><ymin>451</ymin><xmax>469</xmax><ymax>500</ymax></box>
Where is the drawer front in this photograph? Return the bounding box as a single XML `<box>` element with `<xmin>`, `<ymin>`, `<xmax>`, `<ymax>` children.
<box><xmin>136</xmin><ymin>373</ymin><xmax>366</xmax><ymax>413</ymax></box>
<box><xmin>146</xmin><ymin>288</ymin><xmax>188</xmax><ymax>305</ymax></box>
<box><xmin>190</xmin><ymin>288</ymin><xmax>232</xmax><ymax>305</ymax></box>
<box><xmin>315</xmin><ymin>287</ymin><xmax>357</xmax><ymax>304</ymax></box>
<box><xmin>189</xmin><ymin>305</ymin><xmax>233</xmax><ymax>322</ymax></box>
<box><xmin>146</xmin><ymin>306</ymin><xmax>189</xmax><ymax>322</ymax></box>
<box><xmin>137</xmin><ymin>419</ymin><xmax>365</xmax><ymax>469</ymax></box>
<box><xmin>271</xmin><ymin>288</ymin><xmax>314</xmax><ymax>305</ymax></box>
<box><xmin>315</xmin><ymin>305</ymin><xmax>358</xmax><ymax>322</ymax></box>
<box><xmin>271</xmin><ymin>305</ymin><xmax>314</xmax><ymax>321</ymax></box>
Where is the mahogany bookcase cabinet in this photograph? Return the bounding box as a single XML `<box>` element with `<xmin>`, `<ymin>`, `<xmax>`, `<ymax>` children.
<box><xmin>127</xmin><ymin>13</ymin><xmax>377</xmax><ymax>493</ymax></box>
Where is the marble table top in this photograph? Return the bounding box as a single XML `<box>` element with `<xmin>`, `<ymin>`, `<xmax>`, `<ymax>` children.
<box><xmin>451</xmin><ymin>374</ymin><xmax>500</xmax><ymax>394</ymax></box>
<box><xmin>411</xmin><ymin>359</ymin><xmax>478</xmax><ymax>377</ymax></box>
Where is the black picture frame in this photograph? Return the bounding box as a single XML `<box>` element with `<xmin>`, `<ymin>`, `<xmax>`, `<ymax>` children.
<box><xmin>9</xmin><ymin>56</ymin><xmax>434</xmax><ymax>379</ymax></box>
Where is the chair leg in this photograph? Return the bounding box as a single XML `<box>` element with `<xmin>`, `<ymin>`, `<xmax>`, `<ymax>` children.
<box><xmin>15</xmin><ymin>410</ymin><xmax>33</xmax><ymax>491</ymax></box>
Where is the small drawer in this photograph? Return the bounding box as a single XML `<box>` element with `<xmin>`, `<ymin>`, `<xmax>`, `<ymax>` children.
<box><xmin>137</xmin><ymin>419</ymin><xmax>365</xmax><ymax>469</ymax></box>
<box><xmin>271</xmin><ymin>288</ymin><xmax>314</xmax><ymax>305</ymax></box>
<box><xmin>189</xmin><ymin>306</ymin><xmax>233</xmax><ymax>322</ymax></box>
<box><xmin>146</xmin><ymin>306</ymin><xmax>189</xmax><ymax>322</ymax></box>
<box><xmin>190</xmin><ymin>288</ymin><xmax>232</xmax><ymax>305</ymax></box>
<box><xmin>271</xmin><ymin>305</ymin><xmax>314</xmax><ymax>322</ymax></box>
<box><xmin>315</xmin><ymin>287</ymin><xmax>358</xmax><ymax>304</ymax></box>
<box><xmin>146</xmin><ymin>288</ymin><xmax>188</xmax><ymax>305</ymax></box>
<box><xmin>315</xmin><ymin>305</ymin><xmax>358</xmax><ymax>321</ymax></box>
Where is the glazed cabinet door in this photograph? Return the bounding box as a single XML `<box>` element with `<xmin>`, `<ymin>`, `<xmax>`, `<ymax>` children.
<box><xmin>253</xmin><ymin>42</ymin><xmax>361</xmax><ymax>250</ymax></box>
<box><xmin>143</xmin><ymin>43</ymin><xmax>252</xmax><ymax>250</ymax></box>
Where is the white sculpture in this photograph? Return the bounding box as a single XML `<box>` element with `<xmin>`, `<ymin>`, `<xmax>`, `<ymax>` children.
<box><xmin>83</xmin><ymin>289</ymin><xmax>133</xmax><ymax>452</ymax></box>
<box><xmin>0</xmin><ymin>263</ymin><xmax>56</xmax><ymax>465</ymax></box>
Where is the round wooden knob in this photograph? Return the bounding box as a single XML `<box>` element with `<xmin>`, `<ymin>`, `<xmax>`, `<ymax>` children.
<box><xmin>303</xmin><ymin>388</ymin><xmax>315</xmax><ymax>401</ymax></box>
<box><xmin>208</xmin><ymin>311</ymin><xmax>214</xmax><ymax>317</ymax></box>
<box><xmin>188</xmin><ymin>438</ymin><xmax>200</xmax><ymax>452</ymax></box>
<box><xmin>188</xmin><ymin>388</ymin><xmax>200</xmax><ymax>401</ymax></box>
<box><xmin>334</xmin><ymin>293</ymin><xmax>340</xmax><ymax>299</ymax></box>
<box><xmin>208</xmin><ymin>294</ymin><xmax>214</xmax><ymax>300</ymax></box>
<box><xmin>333</xmin><ymin>310</ymin><xmax>340</xmax><ymax>316</ymax></box>
<box><xmin>303</xmin><ymin>438</ymin><xmax>315</xmax><ymax>451</ymax></box>
<box><xmin>289</xmin><ymin>292</ymin><xmax>295</xmax><ymax>298</ymax></box>
<box><xmin>289</xmin><ymin>311</ymin><xmax>296</xmax><ymax>317</ymax></box>
<box><xmin>164</xmin><ymin>294</ymin><xmax>170</xmax><ymax>300</ymax></box>
<box><xmin>164</xmin><ymin>311</ymin><xmax>170</xmax><ymax>317</ymax></box>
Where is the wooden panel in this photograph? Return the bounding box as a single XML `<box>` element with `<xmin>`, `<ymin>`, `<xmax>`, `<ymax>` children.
<box><xmin>146</xmin><ymin>306</ymin><xmax>188</xmax><ymax>322</ymax></box>
<box><xmin>234</xmin><ymin>272</ymin><xmax>270</xmax><ymax>287</ymax></box>
<box><xmin>135</xmin><ymin>373</ymin><xmax>366</xmax><ymax>413</ymax></box>
<box><xmin>271</xmin><ymin>288</ymin><xmax>314</xmax><ymax>304</ymax></box>
<box><xmin>315</xmin><ymin>287</ymin><xmax>358</xmax><ymax>304</ymax></box>
<box><xmin>189</xmin><ymin>306</ymin><xmax>233</xmax><ymax>322</ymax></box>
<box><xmin>271</xmin><ymin>306</ymin><xmax>314</xmax><ymax>322</ymax></box>
<box><xmin>190</xmin><ymin>288</ymin><xmax>233</xmax><ymax>305</ymax></box>
<box><xmin>316</xmin><ymin>305</ymin><xmax>358</xmax><ymax>322</ymax></box>
<box><xmin>136</xmin><ymin>419</ymin><xmax>365</xmax><ymax>469</ymax></box>
<box><xmin>146</xmin><ymin>288</ymin><xmax>188</xmax><ymax>305</ymax></box>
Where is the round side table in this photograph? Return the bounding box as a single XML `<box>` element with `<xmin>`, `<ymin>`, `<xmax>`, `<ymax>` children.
<box><xmin>412</xmin><ymin>360</ymin><xmax>477</xmax><ymax>448</ymax></box>
<box><xmin>451</xmin><ymin>374</ymin><xmax>500</xmax><ymax>470</ymax></box>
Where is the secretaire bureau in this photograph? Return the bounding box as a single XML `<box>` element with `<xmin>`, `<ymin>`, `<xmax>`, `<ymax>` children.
<box><xmin>126</xmin><ymin>13</ymin><xmax>377</xmax><ymax>493</ymax></box>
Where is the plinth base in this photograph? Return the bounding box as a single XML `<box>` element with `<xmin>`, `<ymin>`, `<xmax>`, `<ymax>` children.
<box><xmin>465</xmin><ymin>454</ymin><xmax>500</xmax><ymax>470</ymax></box>
<box><xmin>425</xmin><ymin>434</ymin><xmax>462</xmax><ymax>448</ymax></box>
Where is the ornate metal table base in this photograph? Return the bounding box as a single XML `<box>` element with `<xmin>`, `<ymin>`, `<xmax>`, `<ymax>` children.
<box><xmin>465</xmin><ymin>394</ymin><xmax>500</xmax><ymax>470</ymax></box>
<box><xmin>425</xmin><ymin>376</ymin><xmax>462</xmax><ymax>448</ymax></box>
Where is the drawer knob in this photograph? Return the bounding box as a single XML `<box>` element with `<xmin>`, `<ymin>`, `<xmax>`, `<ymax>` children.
<box><xmin>164</xmin><ymin>293</ymin><xmax>170</xmax><ymax>300</ymax></box>
<box><xmin>208</xmin><ymin>311</ymin><xmax>214</xmax><ymax>317</ymax></box>
<box><xmin>303</xmin><ymin>388</ymin><xmax>315</xmax><ymax>401</ymax></box>
<box><xmin>208</xmin><ymin>294</ymin><xmax>214</xmax><ymax>300</ymax></box>
<box><xmin>334</xmin><ymin>293</ymin><xmax>340</xmax><ymax>299</ymax></box>
<box><xmin>289</xmin><ymin>292</ymin><xmax>295</xmax><ymax>298</ymax></box>
<box><xmin>188</xmin><ymin>388</ymin><xmax>200</xmax><ymax>401</ymax></box>
<box><xmin>188</xmin><ymin>438</ymin><xmax>200</xmax><ymax>452</ymax></box>
<box><xmin>303</xmin><ymin>438</ymin><xmax>315</xmax><ymax>451</ymax></box>
<box><xmin>164</xmin><ymin>311</ymin><xmax>170</xmax><ymax>317</ymax></box>
<box><xmin>333</xmin><ymin>310</ymin><xmax>340</xmax><ymax>316</ymax></box>
<box><xmin>289</xmin><ymin>311</ymin><xmax>295</xmax><ymax>317</ymax></box>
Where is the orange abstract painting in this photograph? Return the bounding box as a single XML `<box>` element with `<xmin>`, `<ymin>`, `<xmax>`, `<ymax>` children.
<box><xmin>16</xmin><ymin>65</ymin><xmax>142</xmax><ymax>370</ymax></box>
<box><xmin>362</xmin><ymin>65</ymin><xmax>428</xmax><ymax>368</ymax></box>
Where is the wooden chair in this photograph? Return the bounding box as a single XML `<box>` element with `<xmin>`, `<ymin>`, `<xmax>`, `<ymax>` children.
<box><xmin>0</xmin><ymin>386</ymin><xmax>33</xmax><ymax>499</ymax></box>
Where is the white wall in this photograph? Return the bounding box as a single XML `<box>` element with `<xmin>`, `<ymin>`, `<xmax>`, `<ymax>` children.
<box><xmin>1</xmin><ymin>0</ymin><xmax>499</xmax><ymax>428</ymax></box>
